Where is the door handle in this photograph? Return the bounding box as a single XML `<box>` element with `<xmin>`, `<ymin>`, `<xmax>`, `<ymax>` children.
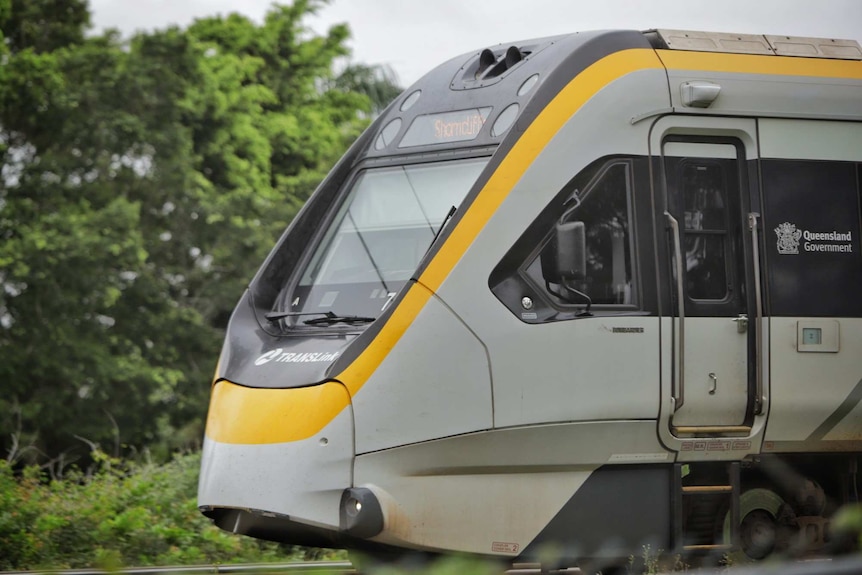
<box><xmin>665</xmin><ymin>211</ymin><xmax>685</xmax><ymax>411</ymax></box>
<box><xmin>732</xmin><ymin>314</ymin><xmax>748</xmax><ymax>333</ymax></box>
<box><xmin>748</xmin><ymin>213</ymin><xmax>764</xmax><ymax>415</ymax></box>
<box><xmin>708</xmin><ymin>372</ymin><xmax>717</xmax><ymax>395</ymax></box>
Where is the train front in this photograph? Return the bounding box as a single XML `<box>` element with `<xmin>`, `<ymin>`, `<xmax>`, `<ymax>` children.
<box><xmin>198</xmin><ymin>28</ymin><xmax>660</xmax><ymax>557</ymax></box>
<box><xmin>194</xmin><ymin>37</ymin><xmax>506</xmax><ymax>547</ymax></box>
<box><xmin>196</xmin><ymin>140</ymin><xmax>489</xmax><ymax>548</ymax></box>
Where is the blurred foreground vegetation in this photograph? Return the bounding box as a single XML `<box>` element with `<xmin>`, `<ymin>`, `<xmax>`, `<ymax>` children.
<box><xmin>1</xmin><ymin>448</ymin><xmax>861</xmax><ymax>571</ymax></box>
<box><xmin>0</xmin><ymin>450</ymin><xmax>345</xmax><ymax>569</ymax></box>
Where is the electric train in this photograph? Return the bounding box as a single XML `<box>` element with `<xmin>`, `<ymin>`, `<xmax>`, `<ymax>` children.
<box><xmin>198</xmin><ymin>28</ymin><xmax>862</xmax><ymax>568</ymax></box>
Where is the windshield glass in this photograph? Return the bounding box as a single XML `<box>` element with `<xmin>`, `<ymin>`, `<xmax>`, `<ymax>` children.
<box><xmin>280</xmin><ymin>157</ymin><xmax>488</xmax><ymax>324</ymax></box>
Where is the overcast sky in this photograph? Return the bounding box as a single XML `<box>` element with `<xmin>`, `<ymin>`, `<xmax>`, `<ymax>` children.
<box><xmin>89</xmin><ymin>0</ymin><xmax>862</xmax><ymax>86</ymax></box>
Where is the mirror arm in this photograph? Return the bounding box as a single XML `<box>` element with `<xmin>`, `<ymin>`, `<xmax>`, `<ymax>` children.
<box><xmin>560</xmin><ymin>279</ymin><xmax>593</xmax><ymax>316</ymax></box>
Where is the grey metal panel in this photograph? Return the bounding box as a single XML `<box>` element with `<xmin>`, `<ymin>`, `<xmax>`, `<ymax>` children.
<box><xmin>197</xmin><ymin>409</ymin><xmax>354</xmax><ymax>529</ymax></box>
<box><xmin>432</xmin><ymin>68</ymin><xmax>670</xmax><ymax>428</ymax></box>
<box><xmin>766</xmin><ymin>319</ymin><xmax>862</xmax><ymax>445</ymax></box>
<box><xmin>657</xmin><ymin>29</ymin><xmax>774</xmax><ymax>55</ymax></box>
<box><xmin>759</xmin><ymin>119</ymin><xmax>862</xmax><ymax>161</ymax></box>
<box><xmin>355</xmin><ymin>420</ymin><xmax>667</xmax><ymax>481</ymax></box>
<box><xmin>353</xmin><ymin>421</ymin><xmax>669</xmax><ymax>555</ymax></box>
<box><xmin>665</xmin><ymin>70</ymin><xmax>862</xmax><ymax>121</ymax></box>
<box><xmin>352</xmin><ymin>286</ymin><xmax>492</xmax><ymax>454</ymax></box>
<box><xmin>656</xmin><ymin>29</ymin><xmax>862</xmax><ymax>60</ymax></box>
<box><xmin>766</xmin><ymin>35</ymin><xmax>862</xmax><ymax>60</ymax></box>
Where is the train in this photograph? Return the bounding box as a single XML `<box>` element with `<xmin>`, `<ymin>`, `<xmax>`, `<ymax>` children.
<box><xmin>198</xmin><ymin>28</ymin><xmax>862</xmax><ymax>569</ymax></box>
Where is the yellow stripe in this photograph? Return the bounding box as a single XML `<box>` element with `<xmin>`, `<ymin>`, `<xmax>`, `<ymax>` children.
<box><xmin>338</xmin><ymin>282</ymin><xmax>434</xmax><ymax>396</ymax></box>
<box><xmin>207</xmin><ymin>49</ymin><xmax>664</xmax><ymax>446</ymax></box>
<box><xmin>337</xmin><ymin>49</ymin><xmax>862</xmax><ymax>401</ymax></box>
<box><xmin>204</xmin><ymin>379</ymin><xmax>350</xmax><ymax>444</ymax></box>
<box><xmin>209</xmin><ymin>46</ymin><xmax>862</xmax><ymax>446</ymax></box>
<box><xmin>335</xmin><ymin>48</ymin><xmax>664</xmax><ymax>395</ymax></box>
<box><xmin>657</xmin><ymin>50</ymin><xmax>862</xmax><ymax>79</ymax></box>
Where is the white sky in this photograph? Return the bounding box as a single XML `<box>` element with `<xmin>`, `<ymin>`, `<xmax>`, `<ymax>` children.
<box><xmin>89</xmin><ymin>0</ymin><xmax>862</xmax><ymax>86</ymax></box>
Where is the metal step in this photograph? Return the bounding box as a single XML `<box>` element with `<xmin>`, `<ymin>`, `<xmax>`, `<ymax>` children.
<box><xmin>672</xmin><ymin>425</ymin><xmax>751</xmax><ymax>436</ymax></box>
<box><xmin>674</xmin><ymin>462</ymin><xmax>741</xmax><ymax>553</ymax></box>
<box><xmin>683</xmin><ymin>544</ymin><xmax>733</xmax><ymax>551</ymax></box>
<box><xmin>682</xmin><ymin>485</ymin><xmax>733</xmax><ymax>494</ymax></box>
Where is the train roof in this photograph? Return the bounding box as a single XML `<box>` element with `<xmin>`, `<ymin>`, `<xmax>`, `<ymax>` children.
<box><xmin>364</xmin><ymin>29</ymin><xmax>862</xmax><ymax>159</ymax></box>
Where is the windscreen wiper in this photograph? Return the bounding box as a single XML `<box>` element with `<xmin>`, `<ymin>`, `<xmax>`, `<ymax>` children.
<box><xmin>302</xmin><ymin>311</ymin><xmax>376</xmax><ymax>326</ymax></box>
<box><xmin>425</xmin><ymin>205</ymin><xmax>456</xmax><ymax>257</ymax></box>
<box><xmin>265</xmin><ymin>310</ymin><xmax>376</xmax><ymax>325</ymax></box>
<box><xmin>265</xmin><ymin>310</ymin><xmax>332</xmax><ymax>323</ymax></box>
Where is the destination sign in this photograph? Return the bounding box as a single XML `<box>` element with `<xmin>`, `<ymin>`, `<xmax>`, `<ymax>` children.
<box><xmin>399</xmin><ymin>107</ymin><xmax>492</xmax><ymax>148</ymax></box>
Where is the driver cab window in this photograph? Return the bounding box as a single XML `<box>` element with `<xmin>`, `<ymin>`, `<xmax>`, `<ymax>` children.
<box><xmin>534</xmin><ymin>161</ymin><xmax>635</xmax><ymax>309</ymax></box>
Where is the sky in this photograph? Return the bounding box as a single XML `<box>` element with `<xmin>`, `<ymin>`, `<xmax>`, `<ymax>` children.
<box><xmin>89</xmin><ymin>0</ymin><xmax>862</xmax><ymax>87</ymax></box>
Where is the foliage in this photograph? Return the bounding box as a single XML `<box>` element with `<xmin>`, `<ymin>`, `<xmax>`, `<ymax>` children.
<box><xmin>0</xmin><ymin>0</ymin><xmax>401</xmax><ymax>468</ymax></box>
<box><xmin>626</xmin><ymin>545</ymin><xmax>687</xmax><ymax>575</ymax></box>
<box><xmin>0</xmin><ymin>450</ymin><xmax>343</xmax><ymax>570</ymax></box>
<box><xmin>834</xmin><ymin>504</ymin><xmax>862</xmax><ymax>548</ymax></box>
<box><xmin>364</xmin><ymin>555</ymin><xmax>505</xmax><ymax>575</ymax></box>
<box><xmin>3</xmin><ymin>0</ymin><xmax>89</xmax><ymax>54</ymax></box>
<box><xmin>328</xmin><ymin>63</ymin><xmax>403</xmax><ymax>116</ymax></box>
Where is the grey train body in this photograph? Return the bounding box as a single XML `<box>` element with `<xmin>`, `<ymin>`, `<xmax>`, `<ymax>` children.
<box><xmin>198</xmin><ymin>29</ymin><xmax>862</xmax><ymax>565</ymax></box>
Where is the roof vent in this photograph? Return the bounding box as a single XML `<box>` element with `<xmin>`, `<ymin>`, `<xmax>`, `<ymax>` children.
<box><xmin>452</xmin><ymin>44</ymin><xmax>535</xmax><ymax>90</ymax></box>
<box><xmin>480</xmin><ymin>46</ymin><xmax>526</xmax><ymax>79</ymax></box>
<box><xmin>477</xmin><ymin>49</ymin><xmax>496</xmax><ymax>76</ymax></box>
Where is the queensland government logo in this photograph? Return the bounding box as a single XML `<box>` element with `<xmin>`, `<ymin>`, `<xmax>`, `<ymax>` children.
<box><xmin>775</xmin><ymin>222</ymin><xmax>802</xmax><ymax>255</ymax></box>
<box><xmin>774</xmin><ymin>222</ymin><xmax>854</xmax><ymax>255</ymax></box>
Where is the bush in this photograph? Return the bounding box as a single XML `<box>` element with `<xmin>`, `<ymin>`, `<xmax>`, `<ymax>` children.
<box><xmin>0</xmin><ymin>451</ymin><xmax>343</xmax><ymax>569</ymax></box>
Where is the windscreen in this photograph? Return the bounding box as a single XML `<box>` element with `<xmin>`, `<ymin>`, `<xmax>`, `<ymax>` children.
<box><xmin>281</xmin><ymin>157</ymin><xmax>488</xmax><ymax>324</ymax></box>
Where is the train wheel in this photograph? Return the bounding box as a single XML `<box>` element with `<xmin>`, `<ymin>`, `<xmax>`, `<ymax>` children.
<box><xmin>722</xmin><ymin>487</ymin><xmax>785</xmax><ymax>561</ymax></box>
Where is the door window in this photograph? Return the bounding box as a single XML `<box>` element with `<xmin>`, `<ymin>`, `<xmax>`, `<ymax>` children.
<box><xmin>681</xmin><ymin>162</ymin><xmax>730</xmax><ymax>301</ymax></box>
<box><xmin>663</xmin><ymin>141</ymin><xmax>745</xmax><ymax>318</ymax></box>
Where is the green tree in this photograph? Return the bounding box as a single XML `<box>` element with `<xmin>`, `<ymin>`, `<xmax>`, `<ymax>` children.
<box><xmin>331</xmin><ymin>62</ymin><xmax>403</xmax><ymax>116</ymax></box>
<box><xmin>0</xmin><ymin>0</ymin><xmax>400</xmax><ymax>467</ymax></box>
<box><xmin>3</xmin><ymin>0</ymin><xmax>89</xmax><ymax>54</ymax></box>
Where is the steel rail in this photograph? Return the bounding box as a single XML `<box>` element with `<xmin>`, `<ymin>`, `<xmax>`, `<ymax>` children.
<box><xmin>0</xmin><ymin>561</ymin><xmax>355</xmax><ymax>575</ymax></box>
<box><xmin>5</xmin><ymin>556</ymin><xmax>862</xmax><ymax>575</ymax></box>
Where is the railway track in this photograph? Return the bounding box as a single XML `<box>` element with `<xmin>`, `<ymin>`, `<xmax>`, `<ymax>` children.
<box><xmin>0</xmin><ymin>561</ymin><xmax>356</xmax><ymax>575</ymax></box>
<box><xmin>4</xmin><ymin>555</ymin><xmax>862</xmax><ymax>575</ymax></box>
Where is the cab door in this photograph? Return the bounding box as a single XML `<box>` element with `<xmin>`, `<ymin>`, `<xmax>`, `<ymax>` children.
<box><xmin>658</xmin><ymin>133</ymin><xmax>763</xmax><ymax>434</ymax></box>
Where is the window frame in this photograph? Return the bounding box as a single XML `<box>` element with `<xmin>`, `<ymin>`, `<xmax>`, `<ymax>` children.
<box><xmin>268</xmin><ymin>149</ymin><xmax>494</xmax><ymax>333</ymax></box>
<box><xmin>676</xmin><ymin>157</ymin><xmax>735</xmax><ymax>304</ymax></box>
<box><xmin>522</xmin><ymin>159</ymin><xmax>640</xmax><ymax>313</ymax></box>
<box><xmin>488</xmin><ymin>156</ymin><xmax>644</xmax><ymax>324</ymax></box>
<box><xmin>660</xmin><ymin>137</ymin><xmax>748</xmax><ymax>319</ymax></box>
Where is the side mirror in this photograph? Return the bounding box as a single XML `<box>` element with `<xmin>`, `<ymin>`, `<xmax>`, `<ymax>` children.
<box><xmin>555</xmin><ymin>221</ymin><xmax>586</xmax><ymax>280</ymax></box>
<box><xmin>540</xmin><ymin>221</ymin><xmax>587</xmax><ymax>283</ymax></box>
<box><xmin>538</xmin><ymin>220</ymin><xmax>593</xmax><ymax>315</ymax></box>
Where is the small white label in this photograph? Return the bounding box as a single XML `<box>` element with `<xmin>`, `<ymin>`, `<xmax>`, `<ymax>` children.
<box><xmin>491</xmin><ymin>541</ymin><xmax>520</xmax><ymax>554</ymax></box>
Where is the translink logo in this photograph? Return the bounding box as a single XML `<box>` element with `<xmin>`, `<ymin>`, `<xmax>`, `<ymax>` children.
<box><xmin>254</xmin><ymin>348</ymin><xmax>341</xmax><ymax>366</ymax></box>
